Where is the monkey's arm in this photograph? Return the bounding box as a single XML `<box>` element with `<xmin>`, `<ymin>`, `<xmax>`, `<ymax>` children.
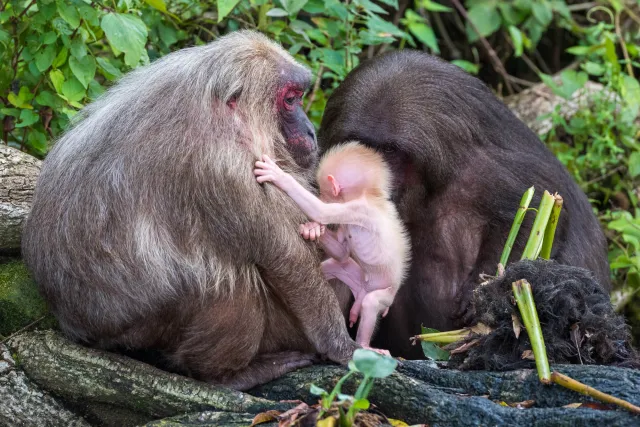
<box><xmin>318</xmin><ymin>228</ymin><xmax>350</xmax><ymax>262</ymax></box>
<box><xmin>255</xmin><ymin>155</ymin><xmax>369</xmax><ymax>227</ymax></box>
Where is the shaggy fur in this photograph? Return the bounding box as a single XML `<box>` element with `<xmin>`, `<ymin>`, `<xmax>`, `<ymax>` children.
<box><xmin>448</xmin><ymin>259</ymin><xmax>639</xmax><ymax>371</ymax></box>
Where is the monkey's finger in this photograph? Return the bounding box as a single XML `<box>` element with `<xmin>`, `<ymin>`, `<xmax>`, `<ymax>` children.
<box><xmin>256</xmin><ymin>175</ymin><xmax>274</xmax><ymax>183</ymax></box>
<box><xmin>255</xmin><ymin>161</ymin><xmax>270</xmax><ymax>169</ymax></box>
<box><xmin>253</xmin><ymin>168</ymin><xmax>271</xmax><ymax>176</ymax></box>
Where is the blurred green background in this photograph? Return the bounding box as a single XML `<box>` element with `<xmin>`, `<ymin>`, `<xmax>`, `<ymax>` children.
<box><xmin>1</xmin><ymin>0</ymin><xmax>638</xmax><ymax>341</ymax></box>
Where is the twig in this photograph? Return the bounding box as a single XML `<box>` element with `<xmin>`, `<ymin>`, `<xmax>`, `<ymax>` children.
<box><xmin>540</xmin><ymin>193</ymin><xmax>563</xmax><ymax>260</ymax></box>
<box><xmin>506</xmin><ymin>75</ymin><xmax>537</xmax><ymax>87</ymax></box>
<box><xmin>449</xmin><ymin>0</ymin><xmax>513</xmax><ymax>94</ymax></box>
<box><xmin>584</xmin><ymin>165</ymin><xmax>626</xmax><ymax>186</ymax></box>
<box><xmin>615</xmin><ymin>10</ymin><xmax>635</xmax><ymax>78</ymax></box>
<box><xmin>17</xmin><ymin>0</ymin><xmax>36</xmax><ymax>18</ymax></box>
<box><xmin>1</xmin><ymin>316</ymin><xmax>46</xmax><ymax>344</ymax></box>
<box><xmin>498</xmin><ymin>186</ymin><xmax>535</xmax><ymax>273</ymax></box>
<box><xmin>551</xmin><ymin>372</ymin><xmax>640</xmax><ymax>414</ymax></box>
<box><xmin>431</xmin><ymin>10</ymin><xmax>460</xmax><ymax>58</ymax></box>
<box><xmin>304</xmin><ymin>65</ymin><xmax>324</xmax><ymax>114</ymax></box>
<box><xmin>568</xmin><ymin>2</ymin><xmax>597</xmax><ymax>12</ymax></box>
<box><xmin>533</xmin><ymin>49</ymin><xmax>552</xmax><ymax>75</ymax></box>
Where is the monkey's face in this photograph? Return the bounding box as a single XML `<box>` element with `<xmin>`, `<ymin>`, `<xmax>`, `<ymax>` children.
<box><xmin>277</xmin><ymin>76</ymin><xmax>317</xmax><ymax>170</ymax></box>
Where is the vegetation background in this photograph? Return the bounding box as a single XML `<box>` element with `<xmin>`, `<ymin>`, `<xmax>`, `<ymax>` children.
<box><xmin>1</xmin><ymin>0</ymin><xmax>639</xmax><ymax>342</ymax></box>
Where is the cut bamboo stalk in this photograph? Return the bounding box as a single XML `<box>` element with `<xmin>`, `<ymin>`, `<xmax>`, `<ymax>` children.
<box><xmin>540</xmin><ymin>194</ymin><xmax>563</xmax><ymax>260</ymax></box>
<box><xmin>498</xmin><ymin>186</ymin><xmax>535</xmax><ymax>274</ymax></box>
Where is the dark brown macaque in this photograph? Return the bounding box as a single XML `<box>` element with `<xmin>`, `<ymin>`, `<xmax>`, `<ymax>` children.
<box><xmin>21</xmin><ymin>30</ymin><xmax>358</xmax><ymax>391</ymax></box>
<box><xmin>318</xmin><ymin>50</ymin><xmax>611</xmax><ymax>359</ymax></box>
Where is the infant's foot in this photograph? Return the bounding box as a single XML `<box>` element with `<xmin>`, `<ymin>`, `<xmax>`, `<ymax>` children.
<box><xmin>362</xmin><ymin>346</ymin><xmax>391</xmax><ymax>357</ymax></box>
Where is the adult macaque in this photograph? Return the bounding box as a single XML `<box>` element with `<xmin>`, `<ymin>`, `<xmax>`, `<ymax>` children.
<box><xmin>254</xmin><ymin>142</ymin><xmax>411</xmax><ymax>355</ymax></box>
<box><xmin>319</xmin><ymin>50</ymin><xmax>611</xmax><ymax>359</ymax></box>
<box><xmin>22</xmin><ymin>30</ymin><xmax>358</xmax><ymax>391</ymax></box>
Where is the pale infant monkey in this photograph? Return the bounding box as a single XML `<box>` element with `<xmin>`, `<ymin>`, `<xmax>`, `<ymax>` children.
<box><xmin>254</xmin><ymin>141</ymin><xmax>411</xmax><ymax>355</ymax></box>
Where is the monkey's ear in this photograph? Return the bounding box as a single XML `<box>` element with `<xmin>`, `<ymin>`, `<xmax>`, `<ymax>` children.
<box><xmin>327</xmin><ymin>174</ymin><xmax>341</xmax><ymax>197</ymax></box>
<box><xmin>226</xmin><ymin>97</ymin><xmax>237</xmax><ymax>109</ymax></box>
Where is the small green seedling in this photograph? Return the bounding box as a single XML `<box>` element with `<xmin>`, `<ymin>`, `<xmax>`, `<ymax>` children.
<box><xmin>310</xmin><ymin>348</ymin><xmax>398</xmax><ymax>426</ymax></box>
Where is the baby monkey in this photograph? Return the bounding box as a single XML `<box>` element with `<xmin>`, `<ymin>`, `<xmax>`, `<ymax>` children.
<box><xmin>254</xmin><ymin>142</ymin><xmax>411</xmax><ymax>355</ymax></box>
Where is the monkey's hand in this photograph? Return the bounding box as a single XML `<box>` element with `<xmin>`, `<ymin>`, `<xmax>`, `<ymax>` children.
<box><xmin>254</xmin><ymin>154</ymin><xmax>293</xmax><ymax>191</ymax></box>
<box><xmin>299</xmin><ymin>221</ymin><xmax>325</xmax><ymax>241</ymax></box>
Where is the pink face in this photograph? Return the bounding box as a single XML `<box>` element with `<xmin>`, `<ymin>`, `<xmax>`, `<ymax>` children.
<box><xmin>276</xmin><ymin>79</ymin><xmax>317</xmax><ymax>169</ymax></box>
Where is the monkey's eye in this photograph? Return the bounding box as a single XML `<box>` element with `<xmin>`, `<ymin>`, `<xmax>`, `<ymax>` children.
<box><xmin>285</xmin><ymin>95</ymin><xmax>296</xmax><ymax>106</ymax></box>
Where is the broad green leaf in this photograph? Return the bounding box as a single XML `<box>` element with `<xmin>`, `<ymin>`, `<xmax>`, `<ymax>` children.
<box><xmin>101</xmin><ymin>13</ymin><xmax>148</xmax><ymax>67</ymax></box>
<box><xmin>583</xmin><ymin>61</ymin><xmax>604</xmax><ymax>76</ymax></box>
<box><xmin>408</xmin><ymin>22</ymin><xmax>439</xmax><ymax>53</ymax></box>
<box><xmin>531</xmin><ymin>1</ymin><xmax>553</xmax><ymax>26</ymax></box>
<box><xmin>0</xmin><ymin>108</ymin><xmax>20</xmax><ymax>117</ymax></box>
<box><xmin>420</xmin><ymin>327</ymin><xmax>451</xmax><ymax>361</ymax></box>
<box><xmin>35</xmin><ymin>44</ymin><xmax>56</xmax><ymax>72</ymax></box>
<box><xmin>421</xmin><ymin>0</ymin><xmax>451</xmax><ymax>13</ymax></box>
<box><xmin>144</xmin><ymin>0</ymin><xmax>167</xmax><ymax>12</ymax></box>
<box><xmin>28</xmin><ymin>130</ymin><xmax>48</xmax><ymax>154</ymax></box>
<box><xmin>355</xmin><ymin>0</ymin><xmax>387</xmax><ymax>15</ymax></box>
<box><xmin>41</xmin><ymin>31</ymin><xmax>57</xmax><ymax>45</ymax></box>
<box><xmin>70</xmin><ymin>37</ymin><xmax>87</xmax><ymax>59</ymax></box>
<box><xmin>35</xmin><ymin>90</ymin><xmax>63</xmax><ymax>108</ymax></box>
<box><xmin>499</xmin><ymin>3</ymin><xmax>526</xmax><ymax>25</ymax></box>
<box><xmin>629</xmin><ymin>152</ymin><xmax>640</xmax><ymax>178</ymax></box>
<box><xmin>352</xmin><ymin>348</ymin><xmax>398</xmax><ymax>378</ymax></box>
<box><xmin>69</xmin><ymin>55</ymin><xmax>96</xmax><ymax>88</ymax></box>
<box><xmin>217</xmin><ymin>0</ymin><xmax>241</xmax><ymax>21</ymax></box>
<box><xmin>87</xmin><ymin>79</ymin><xmax>105</xmax><ymax>100</ymax></box>
<box><xmin>352</xmin><ymin>398</ymin><xmax>370</xmax><ymax>410</ymax></box>
<box><xmin>378</xmin><ymin>0</ymin><xmax>399</xmax><ymax>7</ymax></box>
<box><xmin>282</xmin><ymin>0</ymin><xmax>308</xmax><ymax>15</ymax></box>
<box><xmin>96</xmin><ymin>57</ymin><xmax>122</xmax><ymax>80</ymax></box>
<box><xmin>266</xmin><ymin>7</ymin><xmax>289</xmax><ymax>17</ymax></box>
<box><xmin>566</xmin><ymin>45</ymin><xmax>592</xmax><ymax>56</ymax></box>
<box><xmin>16</xmin><ymin>109</ymin><xmax>39</xmax><ymax>128</ymax></box>
<box><xmin>310</xmin><ymin>384</ymin><xmax>328</xmax><ymax>396</ymax></box>
<box><xmin>7</xmin><ymin>87</ymin><xmax>34</xmax><ymax>109</ymax></box>
<box><xmin>61</xmin><ymin>76</ymin><xmax>86</xmax><ymax>102</ymax></box>
<box><xmin>57</xmin><ymin>0</ymin><xmax>81</xmax><ymax>28</ymax></box>
<box><xmin>0</xmin><ymin>29</ymin><xmax>9</xmax><ymax>45</ymax></box>
<box><xmin>451</xmin><ymin>60</ymin><xmax>479</xmax><ymax>75</ymax></box>
<box><xmin>621</xmin><ymin>74</ymin><xmax>640</xmax><ymax>114</ymax></box>
<box><xmin>49</xmin><ymin>69</ymin><xmax>65</xmax><ymax>94</ymax></box>
<box><xmin>366</xmin><ymin>14</ymin><xmax>406</xmax><ymax>38</ymax></box>
<box><xmin>508</xmin><ymin>26</ymin><xmax>523</xmax><ymax>57</ymax></box>
<box><xmin>466</xmin><ymin>4</ymin><xmax>501</xmax><ymax>43</ymax></box>
<box><xmin>52</xmin><ymin>46</ymin><xmax>68</xmax><ymax>68</ymax></box>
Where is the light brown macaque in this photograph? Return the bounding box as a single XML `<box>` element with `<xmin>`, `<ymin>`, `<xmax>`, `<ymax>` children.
<box><xmin>21</xmin><ymin>31</ymin><xmax>358</xmax><ymax>391</ymax></box>
<box><xmin>254</xmin><ymin>142</ymin><xmax>411</xmax><ymax>355</ymax></box>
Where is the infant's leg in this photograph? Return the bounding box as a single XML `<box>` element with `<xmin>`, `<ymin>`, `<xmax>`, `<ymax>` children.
<box><xmin>321</xmin><ymin>258</ymin><xmax>367</xmax><ymax>327</ymax></box>
<box><xmin>356</xmin><ymin>287</ymin><xmax>396</xmax><ymax>355</ymax></box>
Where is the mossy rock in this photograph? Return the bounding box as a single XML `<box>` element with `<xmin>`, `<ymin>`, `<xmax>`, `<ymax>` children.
<box><xmin>0</xmin><ymin>260</ymin><xmax>57</xmax><ymax>337</ymax></box>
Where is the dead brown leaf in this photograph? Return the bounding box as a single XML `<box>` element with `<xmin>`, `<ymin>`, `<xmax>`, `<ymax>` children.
<box><xmin>251</xmin><ymin>410</ymin><xmax>281</xmax><ymax>426</ymax></box>
<box><xmin>512</xmin><ymin>314</ymin><xmax>523</xmax><ymax>339</ymax></box>
<box><xmin>507</xmin><ymin>399</ymin><xmax>535</xmax><ymax>409</ymax></box>
<box><xmin>469</xmin><ymin>323</ymin><xmax>493</xmax><ymax>335</ymax></box>
<box><xmin>450</xmin><ymin>338</ymin><xmax>481</xmax><ymax>354</ymax></box>
<box><xmin>563</xmin><ymin>403</ymin><xmax>583</xmax><ymax>409</ymax></box>
<box><xmin>521</xmin><ymin>350</ymin><xmax>535</xmax><ymax>360</ymax></box>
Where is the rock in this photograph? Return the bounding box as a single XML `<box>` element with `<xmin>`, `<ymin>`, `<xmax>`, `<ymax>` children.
<box><xmin>0</xmin><ymin>146</ymin><xmax>41</xmax><ymax>253</ymax></box>
<box><xmin>0</xmin><ymin>260</ymin><xmax>56</xmax><ymax>338</ymax></box>
<box><xmin>0</xmin><ymin>343</ymin><xmax>90</xmax><ymax>426</ymax></box>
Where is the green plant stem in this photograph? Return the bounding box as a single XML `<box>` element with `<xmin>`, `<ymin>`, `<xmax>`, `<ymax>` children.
<box><xmin>411</xmin><ymin>329</ymin><xmax>469</xmax><ymax>344</ymax></box>
<box><xmin>512</xmin><ymin>279</ymin><xmax>551</xmax><ymax>382</ymax></box>
<box><xmin>498</xmin><ymin>186</ymin><xmax>535</xmax><ymax>273</ymax></box>
<box><xmin>540</xmin><ymin>194</ymin><xmax>563</xmax><ymax>260</ymax></box>
<box><xmin>551</xmin><ymin>371</ymin><xmax>640</xmax><ymax>414</ymax></box>
<box><xmin>521</xmin><ymin>190</ymin><xmax>556</xmax><ymax>261</ymax></box>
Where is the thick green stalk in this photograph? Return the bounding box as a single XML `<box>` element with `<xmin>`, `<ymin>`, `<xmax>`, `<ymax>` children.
<box><xmin>521</xmin><ymin>190</ymin><xmax>556</xmax><ymax>261</ymax></box>
<box><xmin>498</xmin><ymin>186</ymin><xmax>535</xmax><ymax>273</ymax></box>
<box><xmin>540</xmin><ymin>194</ymin><xmax>563</xmax><ymax>260</ymax></box>
<box><xmin>512</xmin><ymin>279</ymin><xmax>551</xmax><ymax>382</ymax></box>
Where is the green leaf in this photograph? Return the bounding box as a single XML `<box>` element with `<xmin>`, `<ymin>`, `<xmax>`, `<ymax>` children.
<box><xmin>70</xmin><ymin>37</ymin><xmax>87</xmax><ymax>59</ymax></box>
<box><xmin>366</xmin><ymin>14</ymin><xmax>406</xmax><ymax>38</ymax></box>
<box><xmin>451</xmin><ymin>59</ymin><xmax>479</xmax><ymax>75</ymax></box>
<box><xmin>87</xmin><ymin>79</ymin><xmax>105</xmax><ymax>100</ymax></box>
<box><xmin>35</xmin><ymin>44</ymin><xmax>56</xmax><ymax>72</ymax></box>
<box><xmin>61</xmin><ymin>76</ymin><xmax>86</xmax><ymax>102</ymax></box>
<box><xmin>52</xmin><ymin>46</ymin><xmax>68</xmax><ymax>68</ymax></box>
<box><xmin>352</xmin><ymin>399</ymin><xmax>370</xmax><ymax>410</ymax></box>
<box><xmin>355</xmin><ymin>0</ymin><xmax>387</xmax><ymax>14</ymax></box>
<box><xmin>378</xmin><ymin>0</ymin><xmax>399</xmax><ymax>7</ymax></box>
<box><xmin>282</xmin><ymin>0</ymin><xmax>308</xmax><ymax>15</ymax></box>
<box><xmin>629</xmin><ymin>152</ymin><xmax>640</xmax><ymax>178</ymax></box>
<box><xmin>28</xmin><ymin>130</ymin><xmax>48</xmax><ymax>154</ymax></box>
<box><xmin>266</xmin><ymin>7</ymin><xmax>289</xmax><ymax>17</ymax></box>
<box><xmin>565</xmin><ymin>45</ymin><xmax>592</xmax><ymax>56</ymax></box>
<box><xmin>96</xmin><ymin>57</ymin><xmax>122</xmax><ymax>80</ymax></box>
<box><xmin>408</xmin><ymin>22</ymin><xmax>438</xmax><ymax>53</ymax></box>
<box><xmin>56</xmin><ymin>0</ymin><xmax>81</xmax><ymax>28</ymax></box>
<box><xmin>41</xmin><ymin>31</ymin><xmax>57</xmax><ymax>45</ymax></box>
<box><xmin>7</xmin><ymin>87</ymin><xmax>34</xmax><ymax>109</ymax></box>
<box><xmin>508</xmin><ymin>26</ymin><xmax>523</xmax><ymax>57</ymax></box>
<box><xmin>583</xmin><ymin>61</ymin><xmax>604</xmax><ymax>76</ymax></box>
<box><xmin>310</xmin><ymin>384</ymin><xmax>328</xmax><ymax>396</ymax></box>
<box><xmin>352</xmin><ymin>349</ymin><xmax>398</xmax><ymax>378</ymax></box>
<box><xmin>69</xmin><ymin>55</ymin><xmax>96</xmax><ymax>88</ymax></box>
<box><xmin>531</xmin><ymin>1</ymin><xmax>553</xmax><ymax>26</ymax></box>
<box><xmin>621</xmin><ymin>74</ymin><xmax>640</xmax><ymax>114</ymax></box>
<box><xmin>419</xmin><ymin>327</ymin><xmax>450</xmax><ymax>361</ymax></box>
<box><xmin>217</xmin><ymin>0</ymin><xmax>241</xmax><ymax>21</ymax></box>
<box><xmin>466</xmin><ymin>4</ymin><xmax>501</xmax><ymax>43</ymax></box>
<box><xmin>101</xmin><ymin>13</ymin><xmax>148</xmax><ymax>67</ymax></box>
<box><xmin>16</xmin><ymin>109</ymin><xmax>39</xmax><ymax>128</ymax></box>
<box><xmin>421</xmin><ymin>0</ymin><xmax>452</xmax><ymax>13</ymax></box>
<box><xmin>35</xmin><ymin>90</ymin><xmax>64</xmax><ymax>108</ymax></box>
<box><xmin>49</xmin><ymin>69</ymin><xmax>65</xmax><ymax>94</ymax></box>
<box><xmin>144</xmin><ymin>0</ymin><xmax>167</xmax><ymax>12</ymax></box>
<box><xmin>0</xmin><ymin>29</ymin><xmax>9</xmax><ymax>45</ymax></box>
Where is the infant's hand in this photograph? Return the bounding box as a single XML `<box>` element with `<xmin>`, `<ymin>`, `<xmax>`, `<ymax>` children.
<box><xmin>254</xmin><ymin>155</ymin><xmax>289</xmax><ymax>189</ymax></box>
<box><xmin>299</xmin><ymin>221</ymin><xmax>325</xmax><ymax>241</ymax></box>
